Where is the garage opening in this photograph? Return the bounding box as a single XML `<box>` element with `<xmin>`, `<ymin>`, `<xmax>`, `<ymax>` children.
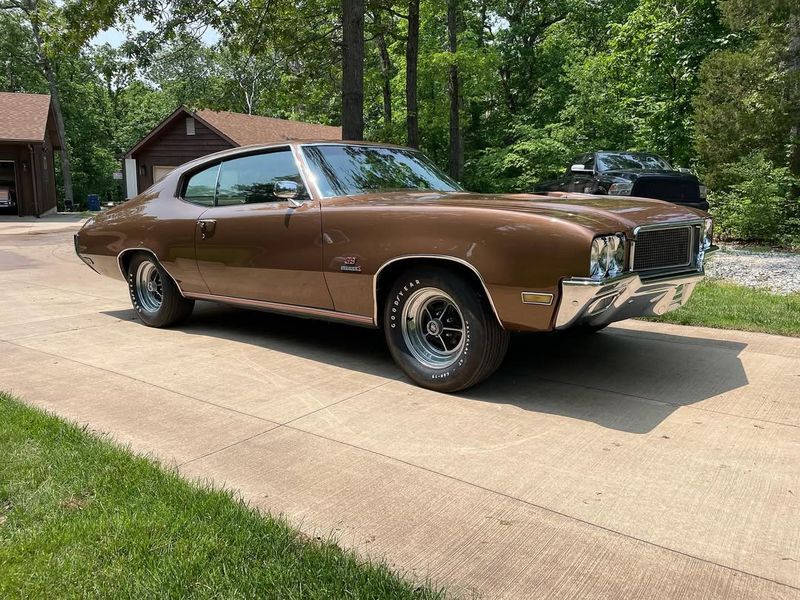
<box><xmin>0</xmin><ymin>160</ymin><xmax>19</xmax><ymax>216</ymax></box>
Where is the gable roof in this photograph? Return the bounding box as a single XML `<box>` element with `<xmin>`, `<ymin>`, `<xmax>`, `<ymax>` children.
<box><xmin>0</xmin><ymin>92</ymin><xmax>52</xmax><ymax>143</ymax></box>
<box><xmin>125</xmin><ymin>106</ymin><xmax>341</xmax><ymax>157</ymax></box>
<box><xmin>195</xmin><ymin>109</ymin><xmax>341</xmax><ymax>146</ymax></box>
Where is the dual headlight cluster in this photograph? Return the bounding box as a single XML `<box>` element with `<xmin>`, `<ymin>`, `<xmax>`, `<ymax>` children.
<box><xmin>590</xmin><ymin>234</ymin><xmax>626</xmax><ymax>280</ymax></box>
<box><xmin>702</xmin><ymin>217</ymin><xmax>713</xmax><ymax>250</ymax></box>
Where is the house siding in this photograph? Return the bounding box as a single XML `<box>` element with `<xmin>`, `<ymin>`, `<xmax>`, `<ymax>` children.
<box><xmin>131</xmin><ymin>118</ymin><xmax>234</xmax><ymax>193</ymax></box>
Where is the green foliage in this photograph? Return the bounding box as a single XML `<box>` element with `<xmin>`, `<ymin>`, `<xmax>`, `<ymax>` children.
<box><xmin>709</xmin><ymin>153</ymin><xmax>800</xmax><ymax>244</ymax></box>
<box><xmin>465</xmin><ymin>125</ymin><xmax>572</xmax><ymax>192</ymax></box>
<box><xmin>0</xmin><ymin>0</ymin><xmax>796</xmax><ymax>242</ymax></box>
<box><xmin>648</xmin><ymin>278</ymin><xmax>800</xmax><ymax>337</ymax></box>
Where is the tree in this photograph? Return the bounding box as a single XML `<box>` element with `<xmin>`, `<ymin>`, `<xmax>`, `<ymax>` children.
<box><xmin>447</xmin><ymin>0</ymin><xmax>463</xmax><ymax>180</ymax></box>
<box><xmin>342</xmin><ymin>0</ymin><xmax>364</xmax><ymax>139</ymax></box>
<box><xmin>405</xmin><ymin>0</ymin><xmax>420</xmax><ymax>147</ymax></box>
<box><xmin>1</xmin><ymin>0</ymin><xmax>75</xmax><ymax>207</ymax></box>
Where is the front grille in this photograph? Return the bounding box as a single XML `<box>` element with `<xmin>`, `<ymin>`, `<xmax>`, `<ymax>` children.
<box><xmin>633</xmin><ymin>227</ymin><xmax>694</xmax><ymax>273</ymax></box>
<box><xmin>632</xmin><ymin>177</ymin><xmax>699</xmax><ymax>202</ymax></box>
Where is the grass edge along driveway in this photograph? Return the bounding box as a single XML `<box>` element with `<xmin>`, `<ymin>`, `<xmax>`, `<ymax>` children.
<box><xmin>0</xmin><ymin>392</ymin><xmax>444</xmax><ymax>599</ymax></box>
<box><xmin>647</xmin><ymin>279</ymin><xmax>800</xmax><ymax>337</ymax></box>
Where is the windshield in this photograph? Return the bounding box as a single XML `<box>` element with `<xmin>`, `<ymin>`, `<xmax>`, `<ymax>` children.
<box><xmin>302</xmin><ymin>144</ymin><xmax>462</xmax><ymax>197</ymax></box>
<box><xmin>597</xmin><ymin>152</ymin><xmax>672</xmax><ymax>172</ymax></box>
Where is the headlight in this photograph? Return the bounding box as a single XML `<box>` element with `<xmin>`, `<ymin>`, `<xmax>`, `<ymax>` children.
<box><xmin>608</xmin><ymin>234</ymin><xmax>626</xmax><ymax>275</ymax></box>
<box><xmin>608</xmin><ymin>182</ymin><xmax>633</xmax><ymax>195</ymax></box>
<box><xmin>590</xmin><ymin>237</ymin><xmax>608</xmax><ymax>279</ymax></box>
<box><xmin>702</xmin><ymin>217</ymin><xmax>713</xmax><ymax>250</ymax></box>
<box><xmin>590</xmin><ymin>234</ymin><xmax>627</xmax><ymax>279</ymax></box>
<box><xmin>699</xmin><ymin>185</ymin><xmax>707</xmax><ymax>199</ymax></box>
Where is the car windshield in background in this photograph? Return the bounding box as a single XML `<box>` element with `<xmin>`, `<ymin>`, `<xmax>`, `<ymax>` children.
<box><xmin>302</xmin><ymin>144</ymin><xmax>462</xmax><ymax>197</ymax></box>
<box><xmin>597</xmin><ymin>153</ymin><xmax>672</xmax><ymax>172</ymax></box>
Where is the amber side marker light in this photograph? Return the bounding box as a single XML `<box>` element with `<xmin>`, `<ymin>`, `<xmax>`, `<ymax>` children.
<box><xmin>521</xmin><ymin>292</ymin><xmax>554</xmax><ymax>306</ymax></box>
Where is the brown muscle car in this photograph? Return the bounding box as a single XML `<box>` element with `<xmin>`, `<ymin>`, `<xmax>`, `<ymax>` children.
<box><xmin>75</xmin><ymin>141</ymin><xmax>715</xmax><ymax>392</ymax></box>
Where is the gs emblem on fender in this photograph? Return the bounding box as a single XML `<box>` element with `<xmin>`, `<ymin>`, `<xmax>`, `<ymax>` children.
<box><xmin>340</xmin><ymin>256</ymin><xmax>362</xmax><ymax>272</ymax></box>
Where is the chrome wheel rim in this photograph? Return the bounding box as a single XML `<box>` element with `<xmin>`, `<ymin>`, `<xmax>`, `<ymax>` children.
<box><xmin>401</xmin><ymin>287</ymin><xmax>466</xmax><ymax>369</ymax></box>
<box><xmin>134</xmin><ymin>261</ymin><xmax>163</xmax><ymax>313</ymax></box>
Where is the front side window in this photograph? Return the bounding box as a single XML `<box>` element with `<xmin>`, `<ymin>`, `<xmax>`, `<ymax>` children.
<box><xmin>302</xmin><ymin>144</ymin><xmax>462</xmax><ymax>198</ymax></box>
<box><xmin>216</xmin><ymin>150</ymin><xmax>305</xmax><ymax>206</ymax></box>
<box><xmin>183</xmin><ymin>164</ymin><xmax>219</xmax><ymax>206</ymax></box>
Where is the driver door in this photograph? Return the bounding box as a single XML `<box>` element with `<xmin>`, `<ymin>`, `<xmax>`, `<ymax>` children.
<box><xmin>193</xmin><ymin>147</ymin><xmax>333</xmax><ymax>309</ymax></box>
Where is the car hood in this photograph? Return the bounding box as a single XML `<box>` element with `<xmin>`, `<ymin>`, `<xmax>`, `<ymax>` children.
<box><xmin>343</xmin><ymin>190</ymin><xmax>705</xmax><ymax>234</ymax></box>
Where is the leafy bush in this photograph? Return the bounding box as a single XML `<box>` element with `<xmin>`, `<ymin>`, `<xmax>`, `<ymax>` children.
<box><xmin>709</xmin><ymin>153</ymin><xmax>800</xmax><ymax>245</ymax></box>
<box><xmin>463</xmin><ymin>125</ymin><xmax>572</xmax><ymax>193</ymax></box>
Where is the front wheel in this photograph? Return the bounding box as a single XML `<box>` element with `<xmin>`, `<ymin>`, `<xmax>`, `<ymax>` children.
<box><xmin>127</xmin><ymin>253</ymin><xmax>194</xmax><ymax>327</ymax></box>
<box><xmin>383</xmin><ymin>267</ymin><xmax>509</xmax><ymax>392</ymax></box>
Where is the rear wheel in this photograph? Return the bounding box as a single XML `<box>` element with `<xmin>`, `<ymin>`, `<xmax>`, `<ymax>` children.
<box><xmin>383</xmin><ymin>267</ymin><xmax>509</xmax><ymax>392</ymax></box>
<box><xmin>127</xmin><ymin>253</ymin><xmax>194</xmax><ymax>327</ymax></box>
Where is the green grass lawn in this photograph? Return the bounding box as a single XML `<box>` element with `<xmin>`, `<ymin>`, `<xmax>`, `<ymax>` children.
<box><xmin>647</xmin><ymin>279</ymin><xmax>800</xmax><ymax>337</ymax></box>
<box><xmin>0</xmin><ymin>392</ymin><xmax>442</xmax><ymax>599</ymax></box>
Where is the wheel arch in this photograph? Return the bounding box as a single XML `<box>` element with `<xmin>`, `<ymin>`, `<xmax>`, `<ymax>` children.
<box><xmin>373</xmin><ymin>255</ymin><xmax>503</xmax><ymax>327</ymax></box>
<box><xmin>117</xmin><ymin>248</ymin><xmax>186</xmax><ymax>298</ymax></box>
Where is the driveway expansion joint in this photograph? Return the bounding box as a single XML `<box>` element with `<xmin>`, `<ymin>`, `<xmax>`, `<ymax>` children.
<box><xmin>280</xmin><ymin>422</ymin><xmax>800</xmax><ymax>593</ymax></box>
<box><xmin>2</xmin><ymin>339</ymin><xmax>280</xmax><ymax>426</ymax></box>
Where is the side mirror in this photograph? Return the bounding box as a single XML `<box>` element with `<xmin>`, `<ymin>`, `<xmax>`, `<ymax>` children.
<box><xmin>570</xmin><ymin>164</ymin><xmax>590</xmax><ymax>173</ymax></box>
<box><xmin>677</xmin><ymin>167</ymin><xmax>692</xmax><ymax>174</ymax></box>
<box><xmin>274</xmin><ymin>180</ymin><xmax>302</xmax><ymax>207</ymax></box>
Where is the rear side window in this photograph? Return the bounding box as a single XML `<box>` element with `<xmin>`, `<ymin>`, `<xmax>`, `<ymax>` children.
<box><xmin>183</xmin><ymin>164</ymin><xmax>219</xmax><ymax>206</ymax></box>
<box><xmin>216</xmin><ymin>150</ymin><xmax>304</xmax><ymax>206</ymax></box>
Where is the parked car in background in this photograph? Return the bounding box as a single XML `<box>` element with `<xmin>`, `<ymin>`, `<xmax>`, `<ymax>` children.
<box><xmin>0</xmin><ymin>185</ymin><xmax>16</xmax><ymax>212</ymax></box>
<box><xmin>75</xmin><ymin>141</ymin><xmax>714</xmax><ymax>392</ymax></box>
<box><xmin>535</xmin><ymin>151</ymin><xmax>709</xmax><ymax>211</ymax></box>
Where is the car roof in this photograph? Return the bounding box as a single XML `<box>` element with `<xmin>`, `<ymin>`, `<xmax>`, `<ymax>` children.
<box><xmin>177</xmin><ymin>139</ymin><xmax>414</xmax><ymax>173</ymax></box>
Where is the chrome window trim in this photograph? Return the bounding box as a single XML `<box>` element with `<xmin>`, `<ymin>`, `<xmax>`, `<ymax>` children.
<box><xmin>372</xmin><ymin>255</ymin><xmax>503</xmax><ymax>327</ymax></box>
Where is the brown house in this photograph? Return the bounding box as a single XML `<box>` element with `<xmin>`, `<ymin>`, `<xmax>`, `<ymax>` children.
<box><xmin>0</xmin><ymin>92</ymin><xmax>61</xmax><ymax>216</ymax></box>
<box><xmin>122</xmin><ymin>107</ymin><xmax>342</xmax><ymax>198</ymax></box>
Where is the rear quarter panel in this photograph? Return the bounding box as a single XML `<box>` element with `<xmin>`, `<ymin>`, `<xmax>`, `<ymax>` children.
<box><xmin>77</xmin><ymin>178</ymin><xmax>209</xmax><ymax>294</ymax></box>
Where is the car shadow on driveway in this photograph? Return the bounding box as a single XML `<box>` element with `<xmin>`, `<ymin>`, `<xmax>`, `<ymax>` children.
<box><xmin>103</xmin><ymin>302</ymin><xmax>749</xmax><ymax>434</ymax></box>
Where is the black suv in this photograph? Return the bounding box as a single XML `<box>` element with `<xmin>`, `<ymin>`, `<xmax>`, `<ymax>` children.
<box><xmin>535</xmin><ymin>151</ymin><xmax>709</xmax><ymax>211</ymax></box>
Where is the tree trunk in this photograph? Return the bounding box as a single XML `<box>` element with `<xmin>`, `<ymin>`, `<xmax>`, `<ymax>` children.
<box><xmin>29</xmin><ymin>11</ymin><xmax>73</xmax><ymax>208</ymax></box>
<box><xmin>374</xmin><ymin>11</ymin><xmax>393</xmax><ymax>131</ymax></box>
<box><xmin>341</xmin><ymin>0</ymin><xmax>364</xmax><ymax>140</ymax></box>
<box><xmin>447</xmin><ymin>0</ymin><xmax>463</xmax><ymax>181</ymax></box>
<box><xmin>787</xmin><ymin>14</ymin><xmax>800</xmax><ymax>182</ymax></box>
<box><xmin>405</xmin><ymin>0</ymin><xmax>420</xmax><ymax>148</ymax></box>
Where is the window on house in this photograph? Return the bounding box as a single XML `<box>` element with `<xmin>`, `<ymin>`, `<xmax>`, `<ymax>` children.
<box><xmin>186</xmin><ymin>117</ymin><xmax>196</xmax><ymax>136</ymax></box>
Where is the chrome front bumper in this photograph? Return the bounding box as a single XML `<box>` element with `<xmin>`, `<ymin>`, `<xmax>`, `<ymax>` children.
<box><xmin>555</xmin><ymin>270</ymin><xmax>704</xmax><ymax>329</ymax></box>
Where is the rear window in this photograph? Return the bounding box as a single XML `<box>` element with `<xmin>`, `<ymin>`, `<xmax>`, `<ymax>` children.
<box><xmin>183</xmin><ymin>164</ymin><xmax>219</xmax><ymax>206</ymax></box>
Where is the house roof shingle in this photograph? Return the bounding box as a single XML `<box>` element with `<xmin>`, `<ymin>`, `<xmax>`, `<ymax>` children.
<box><xmin>0</xmin><ymin>92</ymin><xmax>51</xmax><ymax>143</ymax></box>
<box><xmin>194</xmin><ymin>109</ymin><xmax>341</xmax><ymax>145</ymax></box>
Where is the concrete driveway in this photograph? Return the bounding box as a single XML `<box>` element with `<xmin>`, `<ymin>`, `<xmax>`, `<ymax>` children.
<box><xmin>1</xmin><ymin>222</ymin><xmax>798</xmax><ymax>599</ymax></box>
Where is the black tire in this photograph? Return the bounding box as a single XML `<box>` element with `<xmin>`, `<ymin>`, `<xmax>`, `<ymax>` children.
<box><xmin>126</xmin><ymin>252</ymin><xmax>194</xmax><ymax>327</ymax></box>
<box><xmin>383</xmin><ymin>266</ymin><xmax>509</xmax><ymax>392</ymax></box>
<box><xmin>571</xmin><ymin>323</ymin><xmax>609</xmax><ymax>334</ymax></box>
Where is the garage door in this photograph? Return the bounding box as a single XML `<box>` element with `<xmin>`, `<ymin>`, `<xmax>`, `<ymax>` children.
<box><xmin>153</xmin><ymin>166</ymin><xmax>176</xmax><ymax>183</ymax></box>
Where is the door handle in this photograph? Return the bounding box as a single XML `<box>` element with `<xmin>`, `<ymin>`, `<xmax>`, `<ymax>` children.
<box><xmin>198</xmin><ymin>219</ymin><xmax>217</xmax><ymax>239</ymax></box>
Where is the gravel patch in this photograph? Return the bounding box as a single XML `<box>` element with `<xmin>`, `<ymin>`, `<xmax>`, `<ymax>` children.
<box><xmin>705</xmin><ymin>245</ymin><xmax>800</xmax><ymax>294</ymax></box>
